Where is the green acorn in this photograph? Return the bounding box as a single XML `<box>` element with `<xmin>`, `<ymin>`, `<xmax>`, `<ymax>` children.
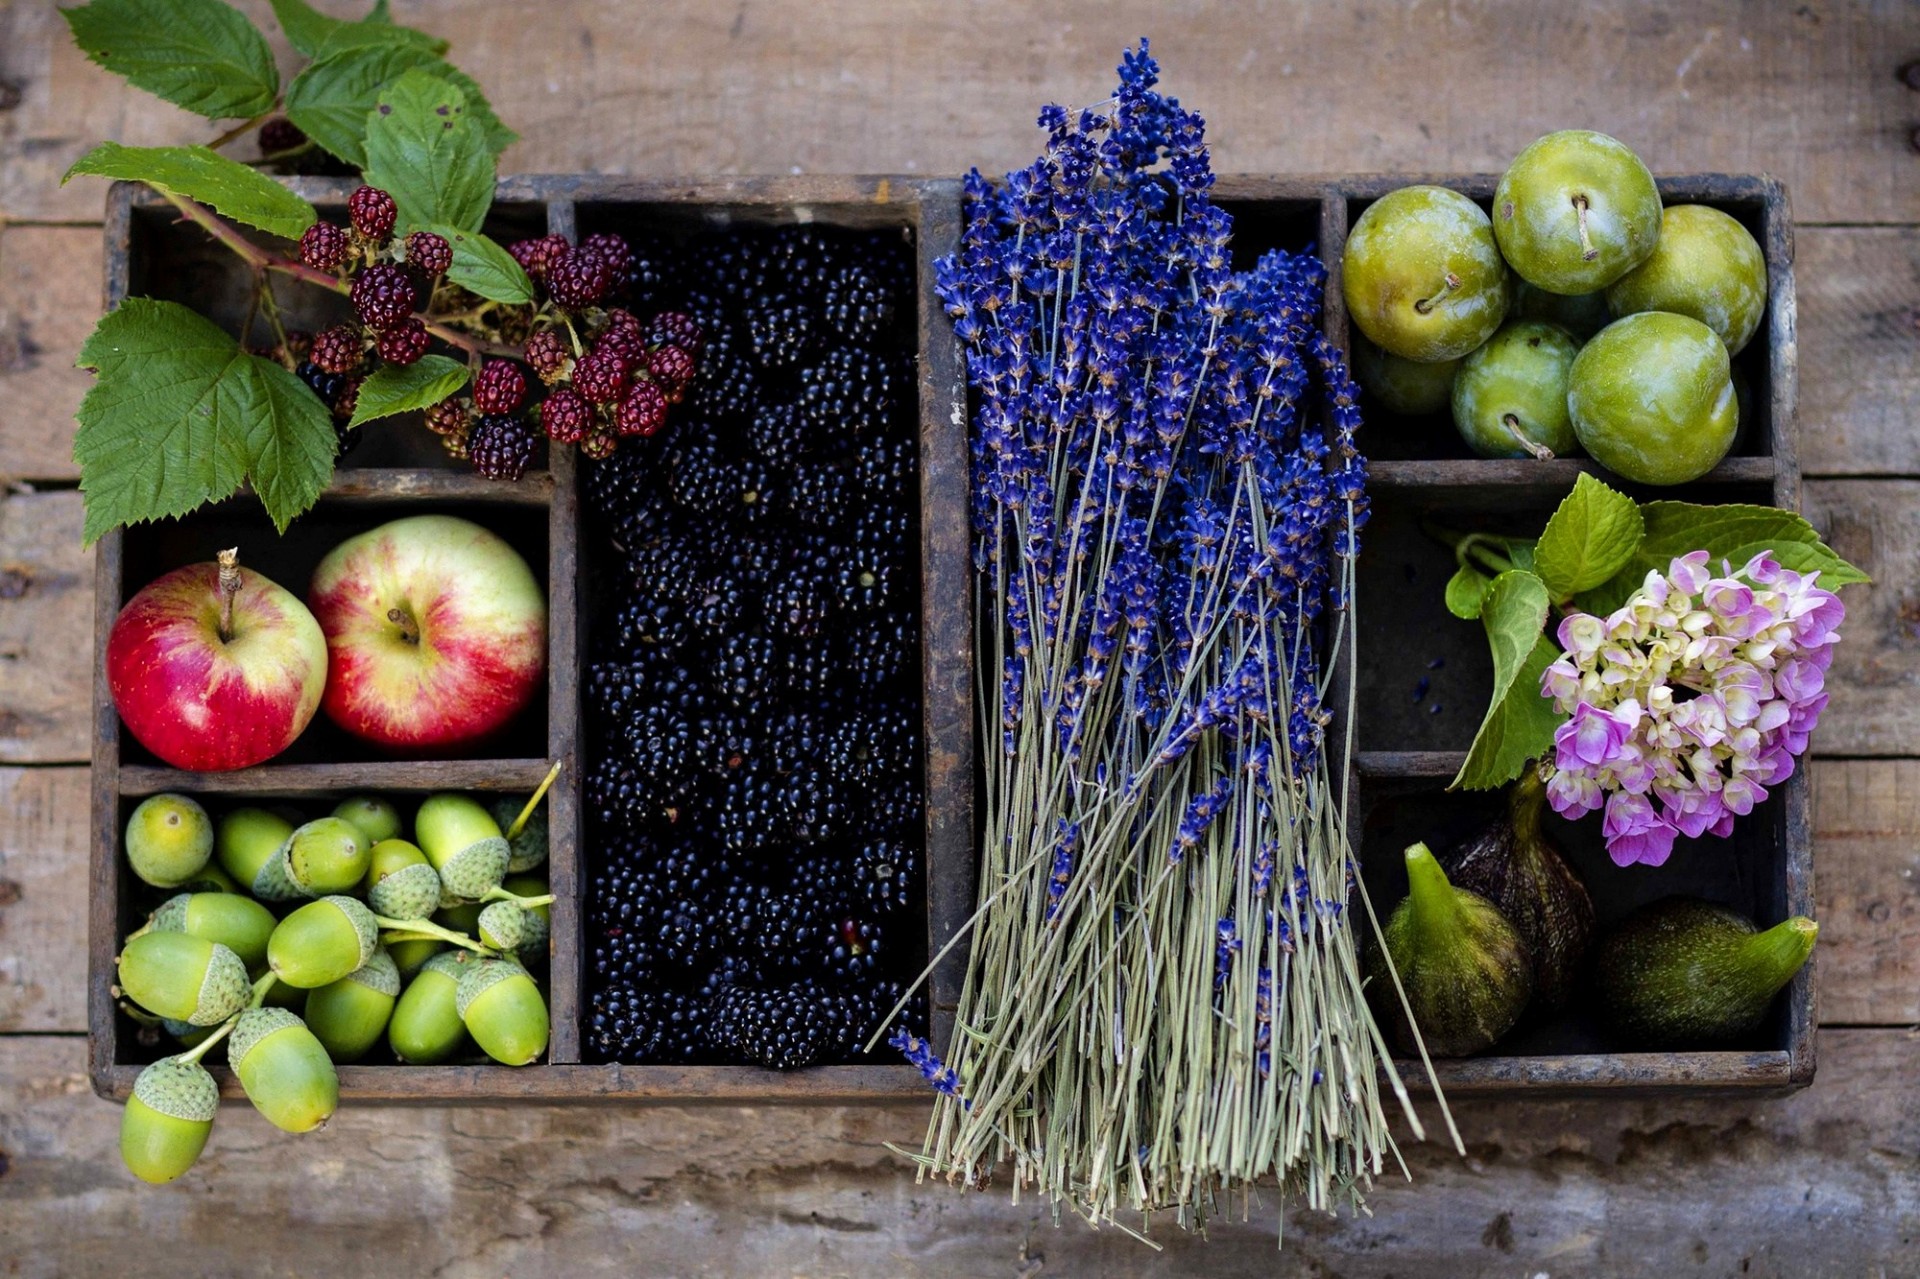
<box><xmin>142</xmin><ymin>892</ymin><xmax>278</xmax><ymax>970</ymax></box>
<box><xmin>175</xmin><ymin>863</ymin><xmax>241</xmax><ymax>894</ymax></box>
<box><xmin>331</xmin><ymin>795</ymin><xmax>401</xmax><ymax>845</ymax></box>
<box><xmin>436</xmin><ymin>895</ymin><xmax>484</xmax><ymax>936</ymax></box>
<box><xmin>386</xmin><ymin>935</ymin><xmax>444</xmax><ymax>980</ymax></box>
<box><xmin>305</xmin><ymin>948</ymin><xmax>401</xmax><ymax>1063</ymax></box>
<box><xmin>365</xmin><ymin>838</ymin><xmax>443</xmax><ymax>920</ymax></box>
<box><xmin>388</xmin><ymin>951</ymin><xmax>473</xmax><ymax>1064</ymax></box>
<box><xmin>416</xmin><ymin>794</ymin><xmax>511</xmax><ymax>899</ymax></box>
<box><xmin>120</xmin><ymin>1056</ymin><xmax>218</xmax><ymax>1183</ymax></box>
<box><xmin>502</xmin><ymin>872</ymin><xmax>551</xmax><ymax>959</ymax></box>
<box><xmin>117</xmin><ymin>932</ymin><xmax>250</xmax><ymax>1026</ymax></box>
<box><xmin>215</xmin><ymin>807</ymin><xmax>308</xmax><ymax>902</ymax></box>
<box><xmin>476</xmin><ymin>900</ymin><xmax>528</xmax><ymax>951</ymax></box>
<box><xmin>124</xmin><ymin>794</ymin><xmax>214</xmax><ymax>889</ymax></box>
<box><xmin>281</xmin><ymin>816</ymin><xmax>372</xmax><ymax>897</ymax></box>
<box><xmin>267</xmin><ymin>896</ymin><xmax>378</xmax><ymax>989</ymax></box>
<box><xmin>455</xmin><ymin>958</ymin><xmax>549</xmax><ymax>1065</ymax></box>
<box><xmin>228</xmin><ymin>1007</ymin><xmax>338</xmax><ymax>1133</ymax></box>
<box><xmin>492</xmin><ymin>795</ymin><xmax>549</xmax><ymax>873</ymax></box>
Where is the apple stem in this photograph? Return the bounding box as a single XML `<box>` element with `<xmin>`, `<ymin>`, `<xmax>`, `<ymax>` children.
<box><xmin>506</xmin><ymin>760</ymin><xmax>564</xmax><ymax>841</ymax></box>
<box><xmin>386</xmin><ymin>607</ymin><xmax>421</xmax><ymax>646</ymax></box>
<box><xmin>1502</xmin><ymin>413</ymin><xmax>1556</xmax><ymax>461</ymax></box>
<box><xmin>1572</xmin><ymin>194</ymin><xmax>1599</xmax><ymax>262</ymax></box>
<box><xmin>1413</xmin><ymin>272</ymin><xmax>1461</xmax><ymax>316</ymax></box>
<box><xmin>216</xmin><ymin>548</ymin><xmax>242</xmax><ymax>643</ymax></box>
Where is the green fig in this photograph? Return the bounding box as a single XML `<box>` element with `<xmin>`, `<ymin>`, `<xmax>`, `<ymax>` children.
<box><xmin>389</xmin><ymin>951</ymin><xmax>472</xmax><ymax>1064</ymax></box>
<box><xmin>416</xmin><ymin>794</ymin><xmax>510</xmax><ymax>900</ymax></box>
<box><xmin>143</xmin><ymin>891</ymin><xmax>277</xmax><ymax>970</ymax></box>
<box><xmin>117</xmin><ymin>932</ymin><xmax>251</xmax><ymax>1026</ymax></box>
<box><xmin>476</xmin><ymin>900</ymin><xmax>528</xmax><ymax>951</ymax></box>
<box><xmin>492</xmin><ymin>795</ymin><xmax>549</xmax><ymax>873</ymax></box>
<box><xmin>1596</xmin><ymin>898</ymin><xmax>1818</xmax><ymax>1048</ymax></box>
<box><xmin>365</xmin><ymin>838</ymin><xmax>441</xmax><ymax>920</ymax></box>
<box><xmin>121</xmin><ymin>1056</ymin><xmax>218</xmax><ymax>1183</ymax></box>
<box><xmin>228</xmin><ymin>1007</ymin><xmax>338</xmax><ymax>1132</ymax></box>
<box><xmin>215</xmin><ymin>807</ymin><xmax>306</xmax><ymax>902</ymax></box>
<box><xmin>1440</xmin><ymin>771</ymin><xmax>1595</xmax><ymax>1012</ymax></box>
<box><xmin>124</xmin><ymin>794</ymin><xmax>214</xmax><ymax>889</ymax></box>
<box><xmin>280</xmin><ymin>816</ymin><xmax>371</xmax><ymax>896</ymax></box>
<box><xmin>456</xmin><ymin>958</ymin><xmax>549</xmax><ymax>1065</ymax></box>
<box><xmin>267</xmin><ymin>896</ymin><xmax>378</xmax><ymax>989</ymax></box>
<box><xmin>1373</xmin><ymin>842</ymin><xmax>1532</xmax><ymax>1057</ymax></box>
<box><xmin>331</xmin><ymin>795</ymin><xmax>401</xmax><ymax>845</ymax></box>
<box><xmin>304</xmin><ymin>948</ymin><xmax>401</xmax><ymax>1063</ymax></box>
<box><xmin>386</xmin><ymin>935</ymin><xmax>444</xmax><ymax>980</ymax></box>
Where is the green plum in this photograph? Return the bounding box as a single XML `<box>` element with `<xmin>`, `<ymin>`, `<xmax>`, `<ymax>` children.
<box><xmin>1351</xmin><ymin>334</ymin><xmax>1459</xmax><ymax>416</ymax></box>
<box><xmin>1568</xmin><ymin>313</ymin><xmax>1737</xmax><ymax>485</ymax></box>
<box><xmin>1605</xmin><ymin>204</ymin><xmax>1767</xmax><ymax>354</ymax></box>
<box><xmin>1342</xmin><ymin>185</ymin><xmax>1508</xmax><ymax>362</ymax></box>
<box><xmin>1451</xmin><ymin>321</ymin><xmax>1581</xmax><ymax>460</ymax></box>
<box><xmin>1493</xmin><ymin>130</ymin><xmax>1661</xmax><ymax>294</ymax></box>
<box><xmin>1511</xmin><ymin>280</ymin><xmax>1611</xmax><ymax>340</ymax></box>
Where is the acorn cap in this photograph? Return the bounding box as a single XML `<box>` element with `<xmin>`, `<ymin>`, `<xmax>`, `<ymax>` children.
<box><xmin>454</xmin><ymin>958</ymin><xmax>523</xmax><ymax>1017</ymax></box>
<box><xmin>228</xmin><ymin>1006</ymin><xmax>338</xmax><ymax>1133</ymax></box>
<box><xmin>492</xmin><ymin>796</ymin><xmax>549</xmax><ymax>873</ymax></box>
<box><xmin>417</xmin><ymin>794</ymin><xmax>510</xmax><ymax>898</ymax></box>
<box><xmin>147</xmin><ymin>894</ymin><xmax>193</xmax><ymax>934</ymax></box>
<box><xmin>369</xmin><ymin>861</ymin><xmax>443</xmax><ymax>921</ymax></box>
<box><xmin>516</xmin><ymin>905</ymin><xmax>550</xmax><ymax>959</ymax></box>
<box><xmin>455</xmin><ymin>959</ymin><xmax>548</xmax><ymax>1065</ymax></box>
<box><xmin>253</xmin><ymin>841</ymin><xmax>315</xmax><ymax>902</ymax></box>
<box><xmin>477</xmin><ymin>901</ymin><xmax>527</xmax><ymax>951</ymax></box>
<box><xmin>326</xmin><ymin>895</ymin><xmax>379</xmax><ymax>966</ymax></box>
<box><xmin>422</xmin><ymin>949</ymin><xmax>474</xmax><ymax>981</ymax></box>
<box><xmin>343</xmin><ymin>947</ymin><xmax>402</xmax><ymax>997</ymax></box>
<box><xmin>229</xmin><ymin>1005</ymin><xmax>301</xmax><ymax>1064</ymax></box>
<box><xmin>435</xmin><ymin>837</ymin><xmax>510</xmax><ymax>900</ymax></box>
<box><xmin>118</xmin><ymin>932</ymin><xmax>251</xmax><ymax>1026</ymax></box>
<box><xmin>132</xmin><ymin>1055</ymin><xmax>219</xmax><ymax>1124</ymax></box>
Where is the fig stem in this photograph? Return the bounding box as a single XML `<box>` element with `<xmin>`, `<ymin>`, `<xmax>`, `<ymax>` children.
<box><xmin>1412</xmin><ymin>272</ymin><xmax>1462</xmax><ymax>316</ymax></box>
<box><xmin>1572</xmin><ymin>194</ymin><xmax>1598</xmax><ymax>262</ymax></box>
<box><xmin>1501</xmin><ymin>413</ymin><xmax>1555</xmax><ymax>461</ymax></box>
<box><xmin>216</xmin><ymin>548</ymin><xmax>242</xmax><ymax>643</ymax></box>
<box><xmin>386</xmin><ymin>607</ymin><xmax>421</xmax><ymax>645</ymax></box>
<box><xmin>1403</xmin><ymin>842</ymin><xmax>1464</xmax><ymax>946</ymax></box>
<box><xmin>372</xmin><ymin>916</ymin><xmax>494</xmax><ymax>954</ymax></box>
<box><xmin>506</xmin><ymin>761</ymin><xmax>564</xmax><ymax>841</ymax></box>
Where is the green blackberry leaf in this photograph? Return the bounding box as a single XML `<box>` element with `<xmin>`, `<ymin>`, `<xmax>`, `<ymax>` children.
<box><xmin>267</xmin><ymin>0</ymin><xmax>404</xmax><ymax>56</ymax></box>
<box><xmin>74</xmin><ymin>299</ymin><xmax>335</xmax><ymax>545</ymax></box>
<box><xmin>427</xmin><ymin>63</ymin><xmax>518</xmax><ymax>157</ymax></box>
<box><xmin>310</xmin><ymin>15</ymin><xmax>448</xmax><ymax>57</ymax></box>
<box><xmin>62</xmin><ymin>0</ymin><xmax>278</xmax><ymax>121</ymax></box>
<box><xmin>1451</xmin><ymin>570</ymin><xmax>1563</xmax><ymax>792</ymax></box>
<box><xmin>433</xmin><ymin>225</ymin><xmax>534</xmax><ymax>304</ymax></box>
<box><xmin>362</xmin><ymin>70</ymin><xmax>494</xmax><ymax>234</ymax></box>
<box><xmin>348</xmin><ymin>354</ymin><xmax>471</xmax><ymax>428</ymax></box>
<box><xmin>285</xmin><ymin>39</ymin><xmax>512</xmax><ymax>168</ymax></box>
<box><xmin>63</xmin><ymin>143</ymin><xmax>316</xmax><ymax>241</ymax></box>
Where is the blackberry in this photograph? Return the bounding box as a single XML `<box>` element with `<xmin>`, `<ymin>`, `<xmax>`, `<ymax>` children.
<box><xmin>585</xmin><ymin>981</ymin><xmax>661</xmax><ymax>1060</ymax></box>
<box><xmin>524</xmin><ymin>329</ymin><xmax>572</xmax><ymax>382</ymax></box>
<box><xmin>642</xmin><ymin>885</ymin><xmax>720</xmax><ymax>969</ymax></box>
<box><xmin>332</xmin><ymin>418</ymin><xmax>361</xmax><ymax>456</ymax></box>
<box><xmin>333</xmin><ymin>377</ymin><xmax>361</xmax><ymax>423</ymax></box>
<box><xmin>833</xmin><ymin>553</ymin><xmax>897</xmax><ymax>613</ymax></box>
<box><xmin>586</xmin><ymin>756</ymin><xmax>685</xmax><ymax>834</ymax></box>
<box><xmin>709</xmin><ymin>632</ymin><xmax>779</xmax><ymax>709</ymax></box>
<box><xmin>580</xmin><ymin>233</ymin><xmax>634</xmax><ymax>291</ymax></box>
<box><xmin>798</xmin><ymin>347</ymin><xmax>898</xmax><ymax>437</ymax></box>
<box><xmin>851</xmin><ymin>839</ymin><xmax>917</xmax><ymax>914</ymax></box>
<box><xmin>746</xmin><ymin>295</ymin><xmax>816</xmax><ymax>369</ymax></box>
<box><xmin>647</xmin><ymin>344</ymin><xmax>697</xmax><ymax>402</ymax></box>
<box><xmin>547</xmin><ymin>244</ymin><xmax>615</xmax><ymax>308</ymax></box>
<box><xmin>508</xmin><ymin>234</ymin><xmax>570</xmax><ymax>279</ymax></box>
<box><xmin>824</xmin><ymin>707</ymin><xmax>916</xmax><ymax>787</ymax></box>
<box><xmin>424</xmin><ymin>396</ymin><xmax>469</xmax><ymax>441</ymax></box>
<box><xmin>374</xmin><ymin>318</ymin><xmax>429</xmax><ymax>366</ymax></box>
<box><xmin>258</xmin><ymin>117</ymin><xmax>306</xmax><ymax>155</ymax></box>
<box><xmin>668</xmin><ymin>437</ymin><xmax>738</xmax><ymax>515</ymax></box>
<box><xmin>690</xmin><ymin>344</ymin><xmax>759</xmax><ymax>420</ymax></box>
<box><xmin>853</xmin><ymin>434</ymin><xmax>917</xmax><ymax>500</ymax></box>
<box><xmin>624</xmin><ymin>704</ymin><xmax>696</xmax><ymax>792</ymax></box>
<box><xmin>617</xmin><ymin>234</ymin><xmax>680</xmax><ymax>309</ymax></box>
<box><xmin>584</xmin><ymin>443</ymin><xmax>653</xmax><ymax>523</ymax></box>
<box><xmin>781</xmin><ymin>642</ymin><xmax>835</xmax><ymax>699</ymax></box>
<box><xmin>764</xmin><ymin>708</ymin><xmax>831</xmax><ymax>772</ymax></box>
<box><xmin>351</xmin><ymin>262</ymin><xmax>417</xmax><ymax>331</ymax></box>
<box><xmin>625</xmin><ymin>537</ymin><xmax>703</xmax><ymax>604</ymax></box>
<box><xmin>614</xmin><ymin>380</ymin><xmax>669</xmax><ymax>438</ymax></box>
<box><xmin>853</xmin><ymin>500</ymin><xmax>913</xmax><ymax>563</ymax></box>
<box><xmin>588</xmin><ymin>927</ymin><xmax>658</xmax><ymax>985</ymax></box>
<box><xmin>834</xmin><ymin>507</ymin><xmax>911</xmax><ymax>611</ymax></box>
<box><xmin>780</xmin><ymin>767</ymin><xmax>847</xmax><ymax>844</ymax></box>
<box><xmin>708</xmin><ymin>981</ymin><xmax>840</xmax><ymax>1069</ymax></box>
<box><xmin>297</xmin><ymin>359</ymin><xmax>346</xmax><ymax>408</ymax></box>
<box><xmin>581</xmin><ymin>427</ymin><xmax>618</xmax><ymax>461</ymax></box>
<box><xmin>347</xmin><ymin>185</ymin><xmax>397</xmax><ymax>240</ymax></box>
<box><xmin>764</xmin><ymin>570</ymin><xmax>828</xmax><ymax>639</ymax></box>
<box><xmin>728</xmin><ymin>458</ymin><xmax>779</xmax><ymax>526</ymax></box>
<box><xmin>585</xmin><ymin>659</ymin><xmax>656</xmax><ymax>727</ymax></box>
<box><xmin>649</xmin><ymin>311</ymin><xmax>705</xmax><ymax>358</ymax></box>
<box><xmin>693</xmin><ymin>711</ymin><xmax>756</xmax><ymax>777</ymax></box>
<box><xmin>607</xmin><ymin>596</ymin><xmax>689</xmax><ymax>660</ymax></box>
<box><xmin>298</xmin><ymin>221</ymin><xmax>349</xmax><ymax>271</ymax></box>
<box><xmin>855</xmin><ymin>774</ymin><xmax>923</xmax><ymax>838</ymax></box>
<box><xmin>746</xmin><ymin>398</ymin><xmax>812</xmax><ymax>466</ymax></box>
<box><xmin>843</xmin><ymin>611</ymin><xmax>916</xmax><ymax>687</ymax></box>
<box><xmin>474</xmin><ymin>359</ymin><xmax>528</xmax><ymax>415</ymax></box>
<box><xmin>405</xmin><ymin>230</ymin><xmax>452</xmax><ymax>276</ymax></box>
<box><xmin>687</xmin><ymin>572</ymin><xmax>751</xmax><ymax>637</ymax></box>
<box><xmin>596</xmin><ymin>308</ymin><xmax>647</xmax><ymax>364</ymax></box>
<box><xmin>540</xmin><ymin>387</ymin><xmax>592</xmax><ymax>444</ymax></box>
<box><xmin>716</xmin><ymin>874</ymin><xmax>772</xmax><ymax>944</ymax></box>
<box><xmin>717</xmin><ymin>534</ymin><xmax>789</xmax><ymax>585</ymax></box>
<box><xmin>821</xmin><ymin>261</ymin><xmax>895</xmax><ymax>343</ymax></box>
<box><xmin>715</xmin><ymin>764</ymin><xmax>785</xmax><ymax>853</ymax></box>
<box><xmin>469</xmin><ymin>413</ymin><xmax>538</xmax><ymax>481</ymax></box>
<box><xmin>311</xmin><ymin>324</ymin><xmax>362</xmax><ymax>375</ymax></box>
<box><xmin>822</xmin><ymin>917</ymin><xmax>886</xmax><ymax>985</ymax></box>
<box><xmin>785</xmin><ymin>461</ymin><xmax>852</xmax><ymax>529</ymax></box>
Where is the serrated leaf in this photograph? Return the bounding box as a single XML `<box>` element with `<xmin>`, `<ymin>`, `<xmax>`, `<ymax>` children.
<box><xmin>271</xmin><ymin>0</ymin><xmax>438</xmax><ymax>57</ymax></box>
<box><xmin>1444</xmin><ymin>563</ymin><xmax>1492</xmax><ymax>620</ymax></box>
<box><xmin>63</xmin><ymin>0</ymin><xmax>278</xmax><ymax>120</ymax></box>
<box><xmin>312</xmin><ymin>16</ymin><xmax>448</xmax><ymax>56</ymax></box>
<box><xmin>349</xmin><ymin>355</ymin><xmax>471</xmax><ymax>427</ymax></box>
<box><xmin>430</xmin><ymin>62</ymin><xmax>518</xmax><ymax>157</ymax></box>
<box><xmin>285</xmin><ymin>41</ymin><xmax>432</xmax><ymax>167</ymax></box>
<box><xmin>1578</xmin><ymin>500</ymin><xmax>1870</xmax><ymax>614</ymax></box>
<box><xmin>73</xmin><ymin>299</ymin><xmax>335</xmax><ymax>544</ymax></box>
<box><xmin>362</xmin><ymin>70</ymin><xmax>494</xmax><ymax>233</ymax></box>
<box><xmin>1451</xmin><ymin>570</ymin><xmax>1562</xmax><ymax>791</ymax></box>
<box><xmin>1533</xmin><ymin>472</ymin><xmax>1645</xmax><ymax>603</ymax></box>
<box><xmin>63</xmin><ymin>143</ymin><xmax>316</xmax><ymax>241</ymax></box>
<box><xmin>434</xmin><ymin>225</ymin><xmax>534</xmax><ymax>303</ymax></box>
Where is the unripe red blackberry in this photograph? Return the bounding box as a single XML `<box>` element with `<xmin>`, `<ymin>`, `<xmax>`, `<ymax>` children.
<box><xmin>473</xmin><ymin>360</ymin><xmax>528</xmax><ymax>415</ymax></box>
<box><xmin>539</xmin><ymin>388</ymin><xmax>591</xmax><ymax>443</ymax></box>
<box><xmin>546</xmin><ymin>246</ymin><xmax>612</xmax><ymax>309</ymax></box>
<box><xmin>299</xmin><ymin>222</ymin><xmax>350</xmax><ymax>271</ymax></box>
<box><xmin>351</xmin><ymin>263</ymin><xmax>418</xmax><ymax>331</ymax></box>
<box><xmin>347</xmin><ymin>186</ymin><xmax>397</xmax><ymax>241</ymax></box>
<box><xmin>508</xmin><ymin>234</ymin><xmax>569</xmax><ymax>279</ymax></box>
<box><xmin>375</xmin><ymin>318</ymin><xmax>429</xmax><ymax>366</ymax></box>
<box><xmin>648</xmin><ymin>311</ymin><xmax>704</xmax><ymax>358</ymax></box>
<box><xmin>283</xmin><ymin>330</ymin><xmax>314</xmax><ymax>363</ymax></box>
<box><xmin>595</xmin><ymin>310</ymin><xmax>647</xmax><ymax>366</ymax></box>
<box><xmin>524</xmin><ymin>330</ymin><xmax>571</xmax><ymax>383</ymax></box>
<box><xmin>580</xmin><ymin>233</ymin><xmax>634</xmax><ymax>284</ymax></box>
<box><xmin>440</xmin><ymin>418</ymin><xmax>473</xmax><ymax>460</ymax></box>
<box><xmin>615</xmin><ymin>380</ymin><xmax>669</xmax><ymax>438</ymax></box>
<box><xmin>602</xmin><ymin>308</ymin><xmax>644</xmax><ymax>343</ymax></box>
<box><xmin>647</xmin><ymin>344</ymin><xmax>697</xmax><ymax>402</ymax></box>
<box><xmin>571</xmin><ymin>345</ymin><xmax>629</xmax><ymax>405</ymax></box>
<box><xmin>406</xmin><ymin>231</ymin><xmax>452</xmax><ymax>277</ymax></box>
<box><xmin>333</xmin><ymin>377</ymin><xmax>362</xmax><ymax>421</ymax></box>
<box><xmin>258</xmin><ymin>117</ymin><xmax>307</xmax><ymax>155</ymax></box>
<box><xmin>469</xmin><ymin>414</ymin><xmax>538</xmax><ymax>481</ymax></box>
<box><xmin>580</xmin><ymin>427</ymin><xmax>618</xmax><ymax>460</ymax></box>
<box><xmin>424</xmin><ymin>397</ymin><xmax>470</xmax><ymax>439</ymax></box>
<box><xmin>311</xmin><ymin>324</ymin><xmax>362</xmax><ymax>375</ymax></box>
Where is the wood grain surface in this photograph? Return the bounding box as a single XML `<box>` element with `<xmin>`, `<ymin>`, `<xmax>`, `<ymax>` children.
<box><xmin>1</xmin><ymin>0</ymin><xmax>1917</xmax><ymax>1273</ymax></box>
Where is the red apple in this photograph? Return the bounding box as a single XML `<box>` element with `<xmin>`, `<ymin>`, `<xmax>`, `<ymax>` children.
<box><xmin>309</xmin><ymin>514</ymin><xmax>547</xmax><ymax>754</ymax></box>
<box><xmin>107</xmin><ymin>550</ymin><xmax>328</xmax><ymax>771</ymax></box>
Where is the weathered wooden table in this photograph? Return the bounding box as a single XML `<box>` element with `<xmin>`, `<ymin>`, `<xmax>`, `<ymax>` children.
<box><xmin>2</xmin><ymin>2</ymin><xmax>1916</xmax><ymax>1273</ymax></box>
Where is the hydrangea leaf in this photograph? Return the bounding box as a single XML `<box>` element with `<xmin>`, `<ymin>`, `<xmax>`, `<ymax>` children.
<box><xmin>1533</xmin><ymin>472</ymin><xmax>1645</xmax><ymax>603</ymax></box>
<box><xmin>74</xmin><ymin>299</ymin><xmax>335</xmax><ymax>545</ymax></box>
<box><xmin>63</xmin><ymin>143</ymin><xmax>316</xmax><ymax>241</ymax></box>
<box><xmin>62</xmin><ymin>0</ymin><xmax>279</xmax><ymax>121</ymax></box>
<box><xmin>1444</xmin><ymin>563</ymin><xmax>1492</xmax><ymax>620</ymax></box>
<box><xmin>1577</xmin><ymin>500</ymin><xmax>1870</xmax><ymax>614</ymax></box>
<box><xmin>432</xmin><ymin>224</ymin><xmax>534</xmax><ymax>304</ymax></box>
<box><xmin>348</xmin><ymin>355</ymin><xmax>471</xmax><ymax>428</ymax></box>
<box><xmin>361</xmin><ymin>70</ymin><xmax>494</xmax><ymax>234</ymax></box>
<box><xmin>1451</xmin><ymin>569</ymin><xmax>1564</xmax><ymax>791</ymax></box>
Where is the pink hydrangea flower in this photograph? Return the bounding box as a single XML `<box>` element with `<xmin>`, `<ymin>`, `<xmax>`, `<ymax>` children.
<box><xmin>1540</xmin><ymin>551</ymin><xmax>1844</xmax><ymax>867</ymax></box>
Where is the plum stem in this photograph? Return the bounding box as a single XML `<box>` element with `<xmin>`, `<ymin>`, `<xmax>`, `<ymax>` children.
<box><xmin>1413</xmin><ymin>272</ymin><xmax>1461</xmax><ymax>316</ymax></box>
<box><xmin>506</xmin><ymin>760</ymin><xmax>564</xmax><ymax>840</ymax></box>
<box><xmin>1502</xmin><ymin>413</ymin><xmax>1555</xmax><ymax>461</ymax></box>
<box><xmin>386</xmin><ymin>607</ymin><xmax>421</xmax><ymax>645</ymax></box>
<box><xmin>1572</xmin><ymin>194</ymin><xmax>1599</xmax><ymax>262</ymax></box>
<box><xmin>216</xmin><ymin>548</ymin><xmax>242</xmax><ymax>643</ymax></box>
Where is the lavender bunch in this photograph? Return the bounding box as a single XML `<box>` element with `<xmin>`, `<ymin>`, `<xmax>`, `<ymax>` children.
<box><xmin>894</xmin><ymin>43</ymin><xmax>1450</xmax><ymax>1231</ymax></box>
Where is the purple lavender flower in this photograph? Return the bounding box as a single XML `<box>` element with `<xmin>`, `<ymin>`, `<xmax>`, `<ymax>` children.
<box><xmin>890</xmin><ymin>1027</ymin><xmax>967</xmax><ymax>1105</ymax></box>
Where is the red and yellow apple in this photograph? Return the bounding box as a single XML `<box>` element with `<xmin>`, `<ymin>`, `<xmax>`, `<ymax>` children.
<box><xmin>107</xmin><ymin>551</ymin><xmax>327</xmax><ymax>771</ymax></box>
<box><xmin>309</xmin><ymin>514</ymin><xmax>546</xmax><ymax>753</ymax></box>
